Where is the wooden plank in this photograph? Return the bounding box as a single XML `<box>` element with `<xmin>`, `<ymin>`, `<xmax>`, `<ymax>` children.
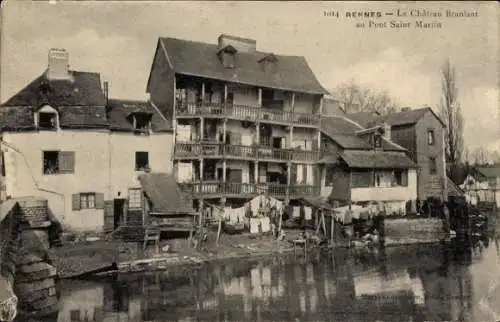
<box><xmin>103</xmin><ymin>200</ymin><xmax>114</xmax><ymax>233</ymax></box>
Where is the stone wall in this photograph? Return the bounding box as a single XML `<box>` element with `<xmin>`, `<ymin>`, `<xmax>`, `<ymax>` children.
<box><xmin>383</xmin><ymin>217</ymin><xmax>445</xmax><ymax>245</ymax></box>
<box><xmin>0</xmin><ymin>199</ymin><xmax>59</xmax><ymax>321</ymax></box>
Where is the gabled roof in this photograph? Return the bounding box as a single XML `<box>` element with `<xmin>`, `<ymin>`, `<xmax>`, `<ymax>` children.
<box><xmin>106</xmin><ymin>99</ymin><xmax>172</xmax><ymax>132</ymax></box>
<box><xmin>1</xmin><ymin>70</ymin><xmax>108</xmax><ymax>130</ymax></box>
<box><xmin>320</xmin><ymin>116</ymin><xmax>406</xmax><ymax>152</ymax></box>
<box><xmin>138</xmin><ymin>173</ymin><xmax>196</xmax><ymax>215</ymax></box>
<box><xmin>148</xmin><ymin>37</ymin><xmax>329</xmax><ymax>95</ymax></box>
<box><xmin>348</xmin><ymin>107</ymin><xmax>445</xmax><ymax>128</ymax></box>
<box><xmin>2</xmin><ymin>70</ymin><xmax>106</xmax><ymax>107</ymax></box>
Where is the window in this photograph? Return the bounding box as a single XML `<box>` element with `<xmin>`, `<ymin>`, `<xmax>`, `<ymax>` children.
<box><xmin>80</xmin><ymin>193</ymin><xmax>96</xmax><ymax>209</ymax></box>
<box><xmin>128</xmin><ymin>188</ymin><xmax>142</xmax><ymax>209</ymax></box>
<box><xmin>135</xmin><ymin>152</ymin><xmax>149</xmax><ymax>171</ymax></box>
<box><xmin>72</xmin><ymin>192</ymin><xmax>104</xmax><ymax>211</ymax></box>
<box><xmin>394</xmin><ymin>169</ymin><xmax>408</xmax><ymax>186</ymax></box>
<box><xmin>43</xmin><ymin>151</ymin><xmax>75</xmax><ymax>175</ymax></box>
<box><xmin>374</xmin><ymin>135</ymin><xmax>382</xmax><ymax>148</ymax></box>
<box><xmin>38</xmin><ymin>112</ymin><xmax>57</xmax><ymax>129</ymax></box>
<box><xmin>429</xmin><ymin>157</ymin><xmax>437</xmax><ymax>174</ymax></box>
<box><xmin>133</xmin><ymin>113</ymin><xmax>152</xmax><ymax>132</ymax></box>
<box><xmin>325</xmin><ymin>167</ymin><xmax>335</xmax><ymax>186</ymax></box>
<box><xmin>427</xmin><ymin>129</ymin><xmax>435</xmax><ymax>145</ymax></box>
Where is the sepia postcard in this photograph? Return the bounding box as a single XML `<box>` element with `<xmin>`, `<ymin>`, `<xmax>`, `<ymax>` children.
<box><xmin>0</xmin><ymin>1</ymin><xmax>498</xmax><ymax>322</ymax></box>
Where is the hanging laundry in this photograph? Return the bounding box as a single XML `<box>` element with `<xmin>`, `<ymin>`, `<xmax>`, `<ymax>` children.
<box><xmin>304</xmin><ymin>206</ymin><xmax>312</xmax><ymax>220</ymax></box>
<box><xmin>261</xmin><ymin>217</ymin><xmax>271</xmax><ymax>233</ymax></box>
<box><xmin>292</xmin><ymin>206</ymin><xmax>301</xmax><ymax>218</ymax></box>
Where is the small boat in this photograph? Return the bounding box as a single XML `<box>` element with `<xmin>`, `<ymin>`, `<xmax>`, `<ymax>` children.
<box><xmin>223</xmin><ymin>222</ymin><xmax>245</xmax><ymax>235</ymax></box>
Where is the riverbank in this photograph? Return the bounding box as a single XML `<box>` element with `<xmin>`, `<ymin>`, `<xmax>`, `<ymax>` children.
<box><xmin>49</xmin><ymin>227</ymin><xmax>454</xmax><ymax>278</ymax></box>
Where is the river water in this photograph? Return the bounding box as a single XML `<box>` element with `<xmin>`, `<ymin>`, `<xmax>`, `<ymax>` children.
<box><xmin>54</xmin><ymin>237</ymin><xmax>500</xmax><ymax>322</ymax></box>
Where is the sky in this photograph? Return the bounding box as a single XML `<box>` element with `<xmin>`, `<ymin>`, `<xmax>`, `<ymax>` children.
<box><xmin>1</xmin><ymin>1</ymin><xmax>498</xmax><ymax>153</ymax></box>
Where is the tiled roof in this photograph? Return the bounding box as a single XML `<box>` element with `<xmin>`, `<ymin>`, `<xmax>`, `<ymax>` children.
<box><xmin>477</xmin><ymin>166</ymin><xmax>500</xmax><ymax>179</ymax></box>
<box><xmin>138</xmin><ymin>173</ymin><xmax>196</xmax><ymax>215</ymax></box>
<box><xmin>344</xmin><ymin>112</ymin><xmax>379</xmax><ymax>128</ymax></box>
<box><xmin>106</xmin><ymin>99</ymin><xmax>172</xmax><ymax>132</ymax></box>
<box><xmin>320</xmin><ymin>116</ymin><xmax>405</xmax><ymax>151</ymax></box>
<box><xmin>338</xmin><ymin>150</ymin><xmax>417</xmax><ymax>169</ymax></box>
<box><xmin>2</xmin><ymin>70</ymin><xmax>106</xmax><ymax>107</ymax></box>
<box><xmin>0</xmin><ymin>106</ymin><xmax>35</xmax><ymax>131</ymax></box>
<box><xmin>447</xmin><ymin>177</ymin><xmax>464</xmax><ymax>197</ymax></box>
<box><xmin>348</xmin><ymin>107</ymin><xmax>445</xmax><ymax>128</ymax></box>
<box><xmin>1</xmin><ymin>70</ymin><xmax>108</xmax><ymax>130</ymax></box>
<box><xmin>323</xmin><ymin>98</ymin><xmax>346</xmax><ymax>116</ymax></box>
<box><xmin>152</xmin><ymin>37</ymin><xmax>329</xmax><ymax>95</ymax></box>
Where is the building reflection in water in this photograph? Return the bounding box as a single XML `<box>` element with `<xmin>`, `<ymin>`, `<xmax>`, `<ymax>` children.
<box><xmin>54</xmin><ymin>239</ymin><xmax>500</xmax><ymax>322</ymax></box>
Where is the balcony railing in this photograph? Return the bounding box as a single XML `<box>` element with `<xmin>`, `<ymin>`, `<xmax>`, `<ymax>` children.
<box><xmin>178</xmin><ymin>181</ymin><xmax>318</xmax><ymax>198</ymax></box>
<box><xmin>175</xmin><ymin>100</ymin><xmax>320</xmax><ymax>127</ymax></box>
<box><xmin>174</xmin><ymin>142</ymin><xmax>319</xmax><ymax>162</ymax></box>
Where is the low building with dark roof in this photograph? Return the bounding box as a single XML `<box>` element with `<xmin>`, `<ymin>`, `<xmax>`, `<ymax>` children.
<box><xmin>317</xmin><ymin>115</ymin><xmax>418</xmax><ymax>214</ymax></box>
<box><xmin>346</xmin><ymin>107</ymin><xmax>447</xmax><ymax>202</ymax></box>
<box><xmin>0</xmin><ymin>49</ymin><xmax>175</xmax><ymax>232</ymax></box>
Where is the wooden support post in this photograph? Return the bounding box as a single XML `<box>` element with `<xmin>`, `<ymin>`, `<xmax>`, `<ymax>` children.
<box><xmin>321</xmin><ymin>211</ymin><xmax>327</xmax><ymax>236</ymax></box>
<box><xmin>216</xmin><ymin>217</ymin><xmax>222</xmax><ymax>246</ymax></box>
<box><xmin>254</xmin><ymin>161</ymin><xmax>259</xmax><ymax>185</ymax></box>
<box><xmin>330</xmin><ymin>211</ymin><xmax>334</xmax><ymax>245</ymax></box>
<box><xmin>258</xmin><ymin>88</ymin><xmax>262</xmax><ymax>107</ymax></box>
<box><xmin>201</xmin><ymin>82</ymin><xmax>205</xmax><ymax>102</ymax></box>
<box><xmin>200</xmin><ymin>118</ymin><xmax>204</xmax><ymax>141</ymax></box>
<box><xmin>222</xmin><ymin>160</ymin><xmax>227</xmax><ymax>182</ymax></box>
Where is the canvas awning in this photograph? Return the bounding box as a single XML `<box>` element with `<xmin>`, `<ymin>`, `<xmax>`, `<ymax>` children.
<box><xmin>138</xmin><ymin>173</ymin><xmax>196</xmax><ymax>215</ymax></box>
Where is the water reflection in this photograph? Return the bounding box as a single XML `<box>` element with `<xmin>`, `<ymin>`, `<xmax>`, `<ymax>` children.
<box><xmin>56</xmin><ymin>239</ymin><xmax>500</xmax><ymax>322</ymax></box>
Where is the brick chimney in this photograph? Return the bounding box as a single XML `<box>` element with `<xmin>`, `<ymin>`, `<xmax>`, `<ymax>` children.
<box><xmin>217</xmin><ymin>34</ymin><xmax>256</xmax><ymax>53</ymax></box>
<box><xmin>383</xmin><ymin>122</ymin><xmax>391</xmax><ymax>140</ymax></box>
<box><xmin>46</xmin><ymin>48</ymin><xmax>71</xmax><ymax>81</ymax></box>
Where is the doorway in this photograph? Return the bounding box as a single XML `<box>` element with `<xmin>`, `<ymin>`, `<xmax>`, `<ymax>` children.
<box><xmin>113</xmin><ymin>198</ymin><xmax>126</xmax><ymax>230</ymax></box>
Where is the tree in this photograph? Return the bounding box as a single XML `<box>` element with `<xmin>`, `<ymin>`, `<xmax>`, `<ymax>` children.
<box><xmin>439</xmin><ymin>59</ymin><xmax>464</xmax><ymax>167</ymax></box>
<box><xmin>331</xmin><ymin>81</ymin><xmax>399</xmax><ymax>115</ymax></box>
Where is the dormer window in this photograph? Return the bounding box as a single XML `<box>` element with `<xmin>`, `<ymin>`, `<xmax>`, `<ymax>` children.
<box><xmin>35</xmin><ymin>105</ymin><xmax>59</xmax><ymax>130</ymax></box>
<box><xmin>258</xmin><ymin>53</ymin><xmax>278</xmax><ymax>72</ymax></box>
<box><xmin>217</xmin><ymin>45</ymin><xmax>237</xmax><ymax>69</ymax></box>
<box><xmin>128</xmin><ymin>111</ymin><xmax>153</xmax><ymax>134</ymax></box>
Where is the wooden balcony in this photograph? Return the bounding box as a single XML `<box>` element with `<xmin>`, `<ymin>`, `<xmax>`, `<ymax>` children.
<box><xmin>174</xmin><ymin>142</ymin><xmax>319</xmax><ymax>163</ymax></box>
<box><xmin>178</xmin><ymin>182</ymin><xmax>318</xmax><ymax>199</ymax></box>
<box><xmin>175</xmin><ymin>101</ymin><xmax>320</xmax><ymax>127</ymax></box>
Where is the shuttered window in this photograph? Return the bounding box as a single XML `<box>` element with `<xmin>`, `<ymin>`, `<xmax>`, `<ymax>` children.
<box><xmin>59</xmin><ymin>151</ymin><xmax>75</xmax><ymax>173</ymax></box>
<box><xmin>72</xmin><ymin>192</ymin><xmax>104</xmax><ymax>210</ymax></box>
<box><xmin>43</xmin><ymin>150</ymin><xmax>75</xmax><ymax>174</ymax></box>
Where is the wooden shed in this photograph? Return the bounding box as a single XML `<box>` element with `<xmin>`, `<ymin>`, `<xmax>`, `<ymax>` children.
<box><xmin>138</xmin><ymin>173</ymin><xmax>198</xmax><ymax>239</ymax></box>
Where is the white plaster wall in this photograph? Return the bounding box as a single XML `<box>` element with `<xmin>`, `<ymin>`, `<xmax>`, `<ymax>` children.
<box><xmin>351</xmin><ymin>169</ymin><xmax>418</xmax><ymax>202</ymax></box>
<box><xmin>2</xmin><ymin>130</ymin><xmax>173</xmax><ymax>231</ymax></box>
<box><xmin>228</xmin><ymin>84</ymin><xmax>259</xmax><ymax>106</ymax></box>
<box><xmin>293</xmin><ymin>93</ymin><xmax>315</xmax><ymax>114</ymax></box>
<box><xmin>109</xmin><ymin>132</ymin><xmax>173</xmax><ymax>198</ymax></box>
<box><xmin>292</xmin><ymin>128</ymin><xmax>316</xmax><ymax>150</ymax></box>
<box><xmin>224</xmin><ymin>121</ymin><xmax>255</xmax><ymax>145</ymax></box>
